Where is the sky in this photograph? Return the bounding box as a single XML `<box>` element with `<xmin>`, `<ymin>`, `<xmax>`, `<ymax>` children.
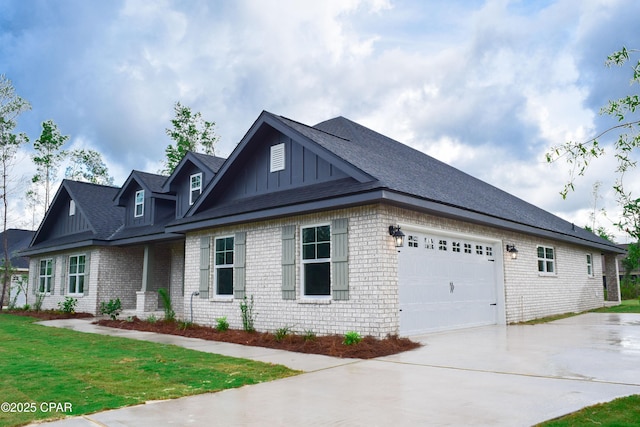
<box><xmin>1</xmin><ymin>0</ymin><xmax>639</xmax><ymax>241</ymax></box>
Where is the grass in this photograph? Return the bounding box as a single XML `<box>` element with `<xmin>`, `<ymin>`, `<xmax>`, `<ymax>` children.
<box><xmin>0</xmin><ymin>314</ymin><xmax>298</xmax><ymax>426</ymax></box>
<box><xmin>537</xmin><ymin>395</ymin><xmax>640</xmax><ymax>426</ymax></box>
<box><xmin>516</xmin><ymin>299</ymin><xmax>640</xmax><ymax>325</ymax></box>
<box><xmin>534</xmin><ymin>299</ymin><xmax>640</xmax><ymax>426</ymax></box>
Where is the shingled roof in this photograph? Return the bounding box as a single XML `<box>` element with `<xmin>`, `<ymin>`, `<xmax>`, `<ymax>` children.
<box><xmin>175</xmin><ymin>111</ymin><xmax>622</xmax><ymax>253</ymax></box>
<box><xmin>0</xmin><ymin>229</ymin><xmax>35</xmax><ymax>269</ymax></box>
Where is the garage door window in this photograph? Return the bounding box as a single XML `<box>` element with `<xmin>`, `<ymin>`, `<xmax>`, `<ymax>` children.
<box><xmin>439</xmin><ymin>240</ymin><xmax>448</xmax><ymax>251</ymax></box>
<box><xmin>302</xmin><ymin>225</ymin><xmax>331</xmax><ymax>297</ymax></box>
<box><xmin>537</xmin><ymin>246</ymin><xmax>555</xmax><ymax>274</ymax></box>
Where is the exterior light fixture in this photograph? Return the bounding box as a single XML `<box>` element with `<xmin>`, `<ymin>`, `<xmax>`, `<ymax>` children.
<box><xmin>506</xmin><ymin>244</ymin><xmax>518</xmax><ymax>259</ymax></box>
<box><xmin>389</xmin><ymin>225</ymin><xmax>405</xmax><ymax>247</ymax></box>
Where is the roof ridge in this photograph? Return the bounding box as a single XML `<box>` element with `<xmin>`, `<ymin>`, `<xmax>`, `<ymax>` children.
<box><xmin>276</xmin><ymin>114</ymin><xmax>351</xmax><ymax>142</ymax></box>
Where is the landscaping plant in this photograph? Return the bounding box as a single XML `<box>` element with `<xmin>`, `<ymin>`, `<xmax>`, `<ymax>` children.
<box><xmin>99</xmin><ymin>298</ymin><xmax>122</xmax><ymax>320</ymax></box>
<box><xmin>343</xmin><ymin>331</ymin><xmax>362</xmax><ymax>346</ymax></box>
<box><xmin>239</xmin><ymin>295</ymin><xmax>256</xmax><ymax>332</ymax></box>
<box><xmin>158</xmin><ymin>288</ymin><xmax>175</xmax><ymax>322</ymax></box>
<box><xmin>274</xmin><ymin>326</ymin><xmax>291</xmax><ymax>342</ymax></box>
<box><xmin>58</xmin><ymin>297</ymin><xmax>77</xmax><ymax>314</ymax></box>
<box><xmin>215</xmin><ymin>316</ymin><xmax>229</xmax><ymax>331</ymax></box>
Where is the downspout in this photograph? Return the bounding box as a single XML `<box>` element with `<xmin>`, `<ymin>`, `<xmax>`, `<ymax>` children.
<box><xmin>190</xmin><ymin>291</ymin><xmax>199</xmax><ymax>323</ymax></box>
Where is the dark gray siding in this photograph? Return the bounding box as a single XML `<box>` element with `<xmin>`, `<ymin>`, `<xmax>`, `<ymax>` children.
<box><xmin>172</xmin><ymin>163</ymin><xmax>208</xmax><ymax>219</ymax></box>
<box><xmin>42</xmin><ymin>195</ymin><xmax>91</xmax><ymax>239</ymax></box>
<box><xmin>221</xmin><ymin>128</ymin><xmax>348</xmax><ymax>203</ymax></box>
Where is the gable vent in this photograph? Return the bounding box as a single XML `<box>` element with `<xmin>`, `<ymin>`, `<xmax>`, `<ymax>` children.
<box><xmin>270</xmin><ymin>143</ymin><xmax>285</xmax><ymax>172</ymax></box>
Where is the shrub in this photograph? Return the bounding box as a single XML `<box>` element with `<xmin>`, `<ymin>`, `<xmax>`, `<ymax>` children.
<box><xmin>99</xmin><ymin>298</ymin><xmax>122</xmax><ymax>320</ymax></box>
<box><xmin>178</xmin><ymin>321</ymin><xmax>193</xmax><ymax>330</ymax></box>
<box><xmin>274</xmin><ymin>326</ymin><xmax>291</xmax><ymax>342</ymax></box>
<box><xmin>146</xmin><ymin>314</ymin><xmax>157</xmax><ymax>323</ymax></box>
<box><xmin>343</xmin><ymin>331</ymin><xmax>362</xmax><ymax>346</ymax></box>
<box><xmin>58</xmin><ymin>297</ymin><xmax>77</xmax><ymax>314</ymax></box>
<box><xmin>303</xmin><ymin>330</ymin><xmax>316</xmax><ymax>341</ymax></box>
<box><xmin>240</xmin><ymin>295</ymin><xmax>256</xmax><ymax>332</ymax></box>
<box><xmin>158</xmin><ymin>288</ymin><xmax>175</xmax><ymax>322</ymax></box>
<box><xmin>33</xmin><ymin>293</ymin><xmax>44</xmax><ymax>312</ymax></box>
<box><xmin>215</xmin><ymin>316</ymin><xmax>229</xmax><ymax>332</ymax></box>
<box><xmin>621</xmin><ymin>277</ymin><xmax>640</xmax><ymax>300</ymax></box>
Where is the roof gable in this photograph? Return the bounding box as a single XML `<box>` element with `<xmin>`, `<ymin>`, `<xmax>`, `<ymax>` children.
<box><xmin>0</xmin><ymin>229</ymin><xmax>35</xmax><ymax>269</ymax></box>
<box><xmin>30</xmin><ymin>180</ymin><xmax>123</xmax><ymax>248</ymax></box>
<box><xmin>162</xmin><ymin>151</ymin><xmax>226</xmax><ymax>192</ymax></box>
<box><xmin>189</xmin><ymin>111</ymin><xmax>375</xmax><ymax>215</ymax></box>
<box><xmin>114</xmin><ymin>170</ymin><xmax>170</xmax><ymax>206</ymax></box>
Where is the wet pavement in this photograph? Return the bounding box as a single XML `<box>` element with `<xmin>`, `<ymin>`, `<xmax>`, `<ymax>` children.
<box><xmin>28</xmin><ymin>313</ymin><xmax>640</xmax><ymax>426</ymax></box>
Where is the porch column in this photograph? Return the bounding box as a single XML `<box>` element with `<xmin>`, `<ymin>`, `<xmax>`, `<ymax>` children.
<box><xmin>136</xmin><ymin>245</ymin><xmax>158</xmax><ymax>314</ymax></box>
<box><xmin>603</xmin><ymin>253</ymin><xmax>621</xmax><ymax>303</ymax></box>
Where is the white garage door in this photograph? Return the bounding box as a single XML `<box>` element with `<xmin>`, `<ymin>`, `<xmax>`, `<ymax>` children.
<box><xmin>398</xmin><ymin>231</ymin><xmax>499</xmax><ymax>335</ymax></box>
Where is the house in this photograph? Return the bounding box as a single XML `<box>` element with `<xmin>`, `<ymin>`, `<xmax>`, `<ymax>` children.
<box><xmin>22</xmin><ymin>111</ymin><xmax>624</xmax><ymax>336</ymax></box>
<box><xmin>0</xmin><ymin>229</ymin><xmax>35</xmax><ymax>308</ymax></box>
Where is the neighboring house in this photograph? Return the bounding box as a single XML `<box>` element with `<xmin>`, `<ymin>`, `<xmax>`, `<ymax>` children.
<box><xmin>616</xmin><ymin>244</ymin><xmax>640</xmax><ymax>281</ymax></box>
<box><xmin>22</xmin><ymin>111</ymin><xmax>624</xmax><ymax>337</ymax></box>
<box><xmin>0</xmin><ymin>229</ymin><xmax>35</xmax><ymax>308</ymax></box>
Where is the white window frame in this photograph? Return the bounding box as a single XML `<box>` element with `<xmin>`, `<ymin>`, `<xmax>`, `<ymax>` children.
<box><xmin>69</xmin><ymin>200</ymin><xmax>76</xmax><ymax>216</ymax></box>
<box><xmin>270</xmin><ymin>143</ymin><xmax>285</xmax><ymax>172</ymax></box>
<box><xmin>134</xmin><ymin>190</ymin><xmax>144</xmax><ymax>217</ymax></box>
<box><xmin>537</xmin><ymin>245</ymin><xmax>556</xmax><ymax>275</ymax></box>
<box><xmin>38</xmin><ymin>258</ymin><xmax>53</xmax><ymax>294</ymax></box>
<box><xmin>68</xmin><ymin>254</ymin><xmax>86</xmax><ymax>295</ymax></box>
<box><xmin>189</xmin><ymin>173</ymin><xmax>202</xmax><ymax>206</ymax></box>
<box><xmin>213</xmin><ymin>235</ymin><xmax>234</xmax><ymax>298</ymax></box>
<box><xmin>586</xmin><ymin>253</ymin><xmax>594</xmax><ymax>277</ymax></box>
<box><xmin>301</xmin><ymin>223</ymin><xmax>331</xmax><ymax>299</ymax></box>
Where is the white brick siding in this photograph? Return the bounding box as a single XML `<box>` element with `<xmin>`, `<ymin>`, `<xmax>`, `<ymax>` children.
<box><xmin>184</xmin><ymin>203</ymin><xmax>607</xmax><ymax>337</ymax></box>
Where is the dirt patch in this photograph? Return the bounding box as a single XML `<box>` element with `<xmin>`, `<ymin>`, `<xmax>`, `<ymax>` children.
<box><xmin>5</xmin><ymin>309</ymin><xmax>94</xmax><ymax>320</ymax></box>
<box><xmin>95</xmin><ymin>317</ymin><xmax>422</xmax><ymax>359</ymax></box>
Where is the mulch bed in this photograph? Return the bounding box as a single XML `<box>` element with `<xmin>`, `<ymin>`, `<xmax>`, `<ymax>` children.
<box><xmin>95</xmin><ymin>317</ymin><xmax>422</xmax><ymax>359</ymax></box>
<box><xmin>4</xmin><ymin>309</ymin><xmax>94</xmax><ymax>320</ymax></box>
<box><xmin>2</xmin><ymin>310</ymin><xmax>422</xmax><ymax>359</ymax></box>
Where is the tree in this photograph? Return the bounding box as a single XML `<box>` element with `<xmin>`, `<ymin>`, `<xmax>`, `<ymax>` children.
<box><xmin>546</xmin><ymin>47</ymin><xmax>640</xmax><ymax>241</ymax></box>
<box><xmin>65</xmin><ymin>148</ymin><xmax>114</xmax><ymax>185</ymax></box>
<box><xmin>161</xmin><ymin>102</ymin><xmax>218</xmax><ymax>174</ymax></box>
<box><xmin>0</xmin><ymin>74</ymin><xmax>31</xmax><ymax>310</ymax></box>
<box><xmin>32</xmin><ymin>119</ymin><xmax>69</xmax><ymax>210</ymax></box>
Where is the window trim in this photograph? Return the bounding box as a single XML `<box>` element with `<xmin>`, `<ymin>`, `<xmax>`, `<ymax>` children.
<box><xmin>537</xmin><ymin>245</ymin><xmax>556</xmax><ymax>276</ymax></box>
<box><xmin>189</xmin><ymin>173</ymin><xmax>202</xmax><ymax>206</ymax></box>
<box><xmin>68</xmin><ymin>254</ymin><xmax>86</xmax><ymax>295</ymax></box>
<box><xmin>586</xmin><ymin>253</ymin><xmax>594</xmax><ymax>277</ymax></box>
<box><xmin>300</xmin><ymin>223</ymin><xmax>331</xmax><ymax>299</ymax></box>
<box><xmin>134</xmin><ymin>190</ymin><xmax>144</xmax><ymax>218</ymax></box>
<box><xmin>38</xmin><ymin>258</ymin><xmax>53</xmax><ymax>294</ymax></box>
<box><xmin>213</xmin><ymin>235</ymin><xmax>234</xmax><ymax>299</ymax></box>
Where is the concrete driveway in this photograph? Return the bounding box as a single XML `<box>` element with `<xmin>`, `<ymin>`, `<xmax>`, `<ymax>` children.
<box><xmin>30</xmin><ymin>313</ymin><xmax>640</xmax><ymax>426</ymax></box>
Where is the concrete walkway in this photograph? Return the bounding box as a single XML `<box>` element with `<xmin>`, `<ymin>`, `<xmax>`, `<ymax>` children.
<box><xmin>28</xmin><ymin>313</ymin><xmax>640</xmax><ymax>426</ymax></box>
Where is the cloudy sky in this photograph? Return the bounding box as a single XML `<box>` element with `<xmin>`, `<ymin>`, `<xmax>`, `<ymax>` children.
<box><xmin>1</xmin><ymin>0</ymin><xmax>639</xmax><ymax>241</ymax></box>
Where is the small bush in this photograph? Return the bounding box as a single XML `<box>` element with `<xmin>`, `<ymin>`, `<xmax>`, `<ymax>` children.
<box><xmin>274</xmin><ymin>326</ymin><xmax>291</xmax><ymax>342</ymax></box>
<box><xmin>343</xmin><ymin>331</ymin><xmax>362</xmax><ymax>346</ymax></box>
<box><xmin>240</xmin><ymin>295</ymin><xmax>256</xmax><ymax>332</ymax></box>
<box><xmin>303</xmin><ymin>330</ymin><xmax>316</xmax><ymax>341</ymax></box>
<box><xmin>621</xmin><ymin>278</ymin><xmax>640</xmax><ymax>300</ymax></box>
<box><xmin>158</xmin><ymin>288</ymin><xmax>175</xmax><ymax>322</ymax></box>
<box><xmin>99</xmin><ymin>298</ymin><xmax>122</xmax><ymax>320</ymax></box>
<box><xmin>58</xmin><ymin>297</ymin><xmax>77</xmax><ymax>314</ymax></box>
<box><xmin>178</xmin><ymin>321</ymin><xmax>193</xmax><ymax>330</ymax></box>
<box><xmin>147</xmin><ymin>314</ymin><xmax>157</xmax><ymax>323</ymax></box>
<box><xmin>33</xmin><ymin>293</ymin><xmax>44</xmax><ymax>312</ymax></box>
<box><xmin>215</xmin><ymin>316</ymin><xmax>229</xmax><ymax>332</ymax></box>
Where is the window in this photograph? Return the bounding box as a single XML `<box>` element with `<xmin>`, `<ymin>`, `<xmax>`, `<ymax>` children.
<box><xmin>425</xmin><ymin>238</ymin><xmax>435</xmax><ymax>250</ymax></box>
<box><xmin>68</xmin><ymin>255</ymin><xmax>86</xmax><ymax>294</ymax></box>
<box><xmin>134</xmin><ymin>190</ymin><xmax>144</xmax><ymax>217</ymax></box>
<box><xmin>189</xmin><ymin>173</ymin><xmax>202</xmax><ymax>205</ymax></box>
<box><xmin>439</xmin><ymin>239</ymin><xmax>448</xmax><ymax>251</ymax></box>
<box><xmin>476</xmin><ymin>245</ymin><xmax>483</xmax><ymax>255</ymax></box>
<box><xmin>485</xmin><ymin>246</ymin><xmax>493</xmax><ymax>257</ymax></box>
<box><xmin>464</xmin><ymin>243</ymin><xmax>472</xmax><ymax>254</ymax></box>
<box><xmin>270</xmin><ymin>143</ymin><xmax>285</xmax><ymax>172</ymax></box>
<box><xmin>587</xmin><ymin>254</ymin><xmax>593</xmax><ymax>277</ymax></box>
<box><xmin>302</xmin><ymin>225</ymin><xmax>331</xmax><ymax>297</ymax></box>
<box><xmin>537</xmin><ymin>246</ymin><xmax>555</xmax><ymax>274</ymax></box>
<box><xmin>214</xmin><ymin>236</ymin><xmax>234</xmax><ymax>296</ymax></box>
<box><xmin>408</xmin><ymin>235</ymin><xmax>419</xmax><ymax>248</ymax></box>
<box><xmin>452</xmin><ymin>241</ymin><xmax>461</xmax><ymax>252</ymax></box>
<box><xmin>69</xmin><ymin>200</ymin><xmax>75</xmax><ymax>216</ymax></box>
<box><xmin>39</xmin><ymin>259</ymin><xmax>53</xmax><ymax>293</ymax></box>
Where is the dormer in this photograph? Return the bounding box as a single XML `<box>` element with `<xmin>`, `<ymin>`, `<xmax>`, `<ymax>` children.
<box><xmin>114</xmin><ymin>171</ymin><xmax>175</xmax><ymax>227</ymax></box>
<box><xmin>162</xmin><ymin>151</ymin><xmax>226</xmax><ymax>219</ymax></box>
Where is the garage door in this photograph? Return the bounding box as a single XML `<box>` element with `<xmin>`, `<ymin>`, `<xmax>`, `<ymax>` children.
<box><xmin>398</xmin><ymin>231</ymin><xmax>499</xmax><ymax>335</ymax></box>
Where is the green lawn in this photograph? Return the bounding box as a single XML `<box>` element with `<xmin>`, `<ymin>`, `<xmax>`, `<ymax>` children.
<box><xmin>0</xmin><ymin>314</ymin><xmax>298</xmax><ymax>426</ymax></box>
<box><xmin>537</xmin><ymin>300</ymin><xmax>640</xmax><ymax>426</ymax></box>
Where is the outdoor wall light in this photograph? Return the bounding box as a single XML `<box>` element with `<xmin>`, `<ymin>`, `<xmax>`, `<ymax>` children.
<box><xmin>506</xmin><ymin>244</ymin><xmax>518</xmax><ymax>259</ymax></box>
<box><xmin>389</xmin><ymin>225</ymin><xmax>405</xmax><ymax>247</ymax></box>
